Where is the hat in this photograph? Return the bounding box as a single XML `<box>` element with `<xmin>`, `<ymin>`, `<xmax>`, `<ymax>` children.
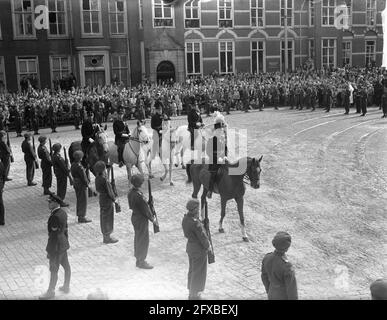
<box><xmin>370</xmin><ymin>279</ymin><xmax>387</xmax><ymax>300</ymax></box>
<box><xmin>52</xmin><ymin>143</ymin><xmax>62</xmax><ymax>153</ymax></box>
<box><xmin>24</xmin><ymin>133</ymin><xmax>31</xmax><ymax>139</ymax></box>
<box><xmin>0</xmin><ymin>130</ymin><xmax>6</xmax><ymax>138</ymax></box>
<box><xmin>38</xmin><ymin>136</ymin><xmax>47</xmax><ymax>143</ymax></box>
<box><xmin>186</xmin><ymin>199</ymin><xmax>200</xmax><ymax>212</ymax></box>
<box><xmin>73</xmin><ymin>150</ymin><xmax>84</xmax><ymax>162</ymax></box>
<box><xmin>272</xmin><ymin>232</ymin><xmax>292</xmax><ymax>252</ymax></box>
<box><xmin>93</xmin><ymin>161</ymin><xmax>106</xmax><ymax>174</ymax></box>
<box><xmin>48</xmin><ymin>193</ymin><xmax>62</xmax><ymax>204</ymax></box>
<box><xmin>130</xmin><ymin>174</ymin><xmax>144</xmax><ymax>188</ymax></box>
<box><xmin>213</xmin><ymin>111</ymin><xmax>226</xmax><ymax>125</ymax></box>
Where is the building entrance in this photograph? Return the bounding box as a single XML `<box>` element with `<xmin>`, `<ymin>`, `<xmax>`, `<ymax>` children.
<box><xmin>156</xmin><ymin>61</ymin><xmax>175</xmax><ymax>84</ymax></box>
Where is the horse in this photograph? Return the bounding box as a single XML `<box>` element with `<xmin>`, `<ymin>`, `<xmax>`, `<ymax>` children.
<box><xmin>189</xmin><ymin>156</ymin><xmax>263</xmax><ymax>242</ymax></box>
<box><xmin>68</xmin><ymin>129</ymin><xmax>109</xmax><ymax>175</ymax></box>
<box><xmin>108</xmin><ymin>122</ymin><xmax>152</xmax><ymax>184</ymax></box>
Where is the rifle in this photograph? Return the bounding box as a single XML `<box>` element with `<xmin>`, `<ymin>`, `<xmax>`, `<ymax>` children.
<box><xmin>148</xmin><ymin>179</ymin><xmax>160</xmax><ymax>234</ymax></box>
<box><xmin>49</xmin><ymin>138</ymin><xmax>53</xmax><ymax>158</ymax></box>
<box><xmin>63</xmin><ymin>147</ymin><xmax>74</xmax><ymax>186</ymax></box>
<box><xmin>32</xmin><ymin>136</ymin><xmax>39</xmax><ymax>169</ymax></box>
<box><xmin>6</xmin><ymin>131</ymin><xmax>14</xmax><ymax>163</ymax></box>
<box><xmin>110</xmin><ymin>165</ymin><xmax>121</xmax><ymax>213</ymax></box>
<box><xmin>203</xmin><ymin>200</ymin><xmax>215</xmax><ymax>264</ymax></box>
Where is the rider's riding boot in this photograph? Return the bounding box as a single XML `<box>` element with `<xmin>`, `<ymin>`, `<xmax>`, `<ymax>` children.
<box><xmin>118</xmin><ymin>145</ymin><xmax>124</xmax><ymax>167</ymax></box>
<box><xmin>207</xmin><ymin>172</ymin><xmax>216</xmax><ymax>199</ymax></box>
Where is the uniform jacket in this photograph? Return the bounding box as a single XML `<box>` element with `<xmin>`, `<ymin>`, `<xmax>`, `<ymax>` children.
<box><xmin>0</xmin><ymin>161</ymin><xmax>5</xmax><ymax>191</ymax></box>
<box><xmin>182</xmin><ymin>214</ymin><xmax>210</xmax><ymax>255</ymax></box>
<box><xmin>21</xmin><ymin>140</ymin><xmax>37</xmax><ymax>162</ymax></box>
<box><xmin>52</xmin><ymin>153</ymin><xmax>69</xmax><ymax>179</ymax></box>
<box><xmin>0</xmin><ymin>141</ymin><xmax>11</xmax><ymax>161</ymax></box>
<box><xmin>113</xmin><ymin>119</ymin><xmax>130</xmax><ymax>144</ymax></box>
<box><xmin>261</xmin><ymin>250</ymin><xmax>298</xmax><ymax>300</ymax></box>
<box><xmin>46</xmin><ymin>207</ymin><xmax>70</xmax><ymax>257</ymax></box>
<box><xmin>37</xmin><ymin>145</ymin><xmax>52</xmax><ymax>168</ymax></box>
<box><xmin>127</xmin><ymin>187</ymin><xmax>153</xmax><ymax>222</ymax></box>
<box><xmin>95</xmin><ymin>175</ymin><xmax>116</xmax><ymax>201</ymax></box>
<box><xmin>71</xmin><ymin>162</ymin><xmax>89</xmax><ymax>189</ymax></box>
<box><xmin>81</xmin><ymin>120</ymin><xmax>94</xmax><ymax>140</ymax></box>
<box><xmin>151</xmin><ymin>113</ymin><xmax>163</xmax><ymax>132</ymax></box>
<box><xmin>188</xmin><ymin>109</ymin><xmax>203</xmax><ymax>130</ymax></box>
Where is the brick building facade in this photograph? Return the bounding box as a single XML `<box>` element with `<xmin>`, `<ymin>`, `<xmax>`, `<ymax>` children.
<box><xmin>0</xmin><ymin>0</ymin><xmax>385</xmax><ymax>92</ymax></box>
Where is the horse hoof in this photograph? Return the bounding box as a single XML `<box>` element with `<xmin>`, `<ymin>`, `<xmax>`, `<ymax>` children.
<box><xmin>219</xmin><ymin>228</ymin><xmax>225</xmax><ymax>233</ymax></box>
<box><xmin>242</xmin><ymin>237</ymin><xmax>249</xmax><ymax>242</ymax></box>
<box><xmin>170</xmin><ymin>182</ymin><xmax>174</xmax><ymax>186</ymax></box>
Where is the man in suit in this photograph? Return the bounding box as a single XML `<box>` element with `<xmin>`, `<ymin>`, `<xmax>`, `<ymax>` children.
<box><xmin>39</xmin><ymin>194</ymin><xmax>71</xmax><ymax>300</ymax></box>
<box><xmin>0</xmin><ymin>131</ymin><xmax>12</xmax><ymax>181</ymax></box>
<box><xmin>37</xmin><ymin>136</ymin><xmax>53</xmax><ymax>195</ymax></box>
<box><xmin>52</xmin><ymin>143</ymin><xmax>70</xmax><ymax>207</ymax></box>
<box><xmin>21</xmin><ymin>133</ymin><xmax>38</xmax><ymax>186</ymax></box>
<box><xmin>261</xmin><ymin>231</ymin><xmax>298</xmax><ymax>300</ymax></box>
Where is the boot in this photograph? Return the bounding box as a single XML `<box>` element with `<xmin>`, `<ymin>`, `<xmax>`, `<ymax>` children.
<box><xmin>103</xmin><ymin>236</ymin><xmax>118</xmax><ymax>244</ymax></box>
<box><xmin>59</xmin><ymin>285</ymin><xmax>70</xmax><ymax>294</ymax></box>
<box><xmin>136</xmin><ymin>260</ymin><xmax>153</xmax><ymax>269</ymax></box>
<box><xmin>39</xmin><ymin>290</ymin><xmax>55</xmax><ymax>300</ymax></box>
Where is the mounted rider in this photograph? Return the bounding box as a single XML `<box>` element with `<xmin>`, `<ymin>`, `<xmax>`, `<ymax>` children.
<box><xmin>81</xmin><ymin>112</ymin><xmax>100</xmax><ymax>166</ymax></box>
<box><xmin>206</xmin><ymin>112</ymin><xmax>228</xmax><ymax>199</ymax></box>
<box><xmin>113</xmin><ymin>107</ymin><xmax>130</xmax><ymax>167</ymax></box>
<box><xmin>187</xmin><ymin>101</ymin><xmax>204</xmax><ymax>152</ymax></box>
<box><xmin>151</xmin><ymin>103</ymin><xmax>164</xmax><ymax>152</ymax></box>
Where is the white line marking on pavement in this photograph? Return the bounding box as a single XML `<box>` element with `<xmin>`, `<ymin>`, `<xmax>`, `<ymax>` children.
<box><xmin>293</xmin><ymin>112</ymin><xmax>342</xmax><ymax>124</ymax></box>
<box><xmin>330</xmin><ymin>119</ymin><xmax>376</xmax><ymax>137</ymax></box>
<box><xmin>294</xmin><ymin>119</ymin><xmax>338</xmax><ymax>136</ymax></box>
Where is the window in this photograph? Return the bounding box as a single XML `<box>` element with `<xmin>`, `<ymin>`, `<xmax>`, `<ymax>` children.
<box><xmin>342</xmin><ymin>41</ymin><xmax>352</xmax><ymax>66</ymax></box>
<box><xmin>365</xmin><ymin>40</ymin><xmax>376</xmax><ymax>66</ymax></box>
<box><xmin>309</xmin><ymin>0</ymin><xmax>314</xmax><ymax>26</ymax></box>
<box><xmin>0</xmin><ymin>57</ymin><xmax>5</xmax><ymax>92</ymax></box>
<box><xmin>219</xmin><ymin>41</ymin><xmax>233</xmax><ymax>74</ymax></box>
<box><xmin>112</xmin><ymin>55</ymin><xmax>128</xmax><ymax>85</ymax></box>
<box><xmin>51</xmin><ymin>56</ymin><xmax>70</xmax><ymax>86</ymax></box>
<box><xmin>109</xmin><ymin>0</ymin><xmax>126</xmax><ymax>35</ymax></box>
<box><xmin>345</xmin><ymin>0</ymin><xmax>352</xmax><ymax>27</ymax></box>
<box><xmin>321</xmin><ymin>39</ymin><xmax>336</xmax><ymax>68</ymax></box>
<box><xmin>219</xmin><ymin>0</ymin><xmax>233</xmax><ymax>28</ymax></box>
<box><xmin>251</xmin><ymin>0</ymin><xmax>264</xmax><ymax>27</ymax></box>
<box><xmin>251</xmin><ymin>41</ymin><xmax>265</xmax><ymax>74</ymax></box>
<box><xmin>139</xmin><ymin>0</ymin><xmax>143</xmax><ymax>28</ymax></box>
<box><xmin>322</xmin><ymin>0</ymin><xmax>336</xmax><ymax>26</ymax></box>
<box><xmin>308</xmin><ymin>39</ymin><xmax>315</xmax><ymax>59</ymax></box>
<box><xmin>185</xmin><ymin>0</ymin><xmax>200</xmax><ymax>28</ymax></box>
<box><xmin>366</xmin><ymin>0</ymin><xmax>376</xmax><ymax>27</ymax></box>
<box><xmin>280</xmin><ymin>0</ymin><xmax>293</xmax><ymax>27</ymax></box>
<box><xmin>153</xmin><ymin>0</ymin><xmax>174</xmax><ymax>27</ymax></box>
<box><xmin>12</xmin><ymin>0</ymin><xmax>35</xmax><ymax>38</ymax></box>
<box><xmin>186</xmin><ymin>42</ymin><xmax>201</xmax><ymax>75</ymax></box>
<box><xmin>17</xmin><ymin>56</ymin><xmax>39</xmax><ymax>90</ymax></box>
<box><xmin>81</xmin><ymin>0</ymin><xmax>102</xmax><ymax>35</ymax></box>
<box><xmin>48</xmin><ymin>0</ymin><xmax>67</xmax><ymax>36</ymax></box>
<box><xmin>281</xmin><ymin>40</ymin><xmax>294</xmax><ymax>72</ymax></box>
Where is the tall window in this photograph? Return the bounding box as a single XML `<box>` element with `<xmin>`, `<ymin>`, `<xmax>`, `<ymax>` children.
<box><xmin>111</xmin><ymin>55</ymin><xmax>128</xmax><ymax>85</ymax></box>
<box><xmin>186</xmin><ymin>42</ymin><xmax>201</xmax><ymax>75</ymax></box>
<box><xmin>0</xmin><ymin>57</ymin><xmax>5</xmax><ymax>92</ymax></box>
<box><xmin>280</xmin><ymin>0</ymin><xmax>293</xmax><ymax>27</ymax></box>
<box><xmin>48</xmin><ymin>0</ymin><xmax>67</xmax><ymax>36</ymax></box>
<box><xmin>309</xmin><ymin>0</ymin><xmax>315</xmax><ymax>26</ymax></box>
<box><xmin>219</xmin><ymin>41</ymin><xmax>233</xmax><ymax>74</ymax></box>
<box><xmin>51</xmin><ymin>56</ymin><xmax>70</xmax><ymax>84</ymax></box>
<box><xmin>17</xmin><ymin>57</ymin><xmax>39</xmax><ymax>90</ymax></box>
<box><xmin>365</xmin><ymin>40</ymin><xmax>376</xmax><ymax>66</ymax></box>
<box><xmin>345</xmin><ymin>0</ymin><xmax>352</xmax><ymax>27</ymax></box>
<box><xmin>366</xmin><ymin>0</ymin><xmax>376</xmax><ymax>27</ymax></box>
<box><xmin>185</xmin><ymin>0</ymin><xmax>200</xmax><ymax>28</ymax></box>
<box><xmin>139</xmin><ymin>0</ymin><xmax>143</xmax><ymax>28</ymax></box>
<box><xmin>322</xmin><ymin>0</ymin><xmax>336</xmax><ymax>26</ymax></box>
<box><xmin>321</xmin><ymin>39</ymin><xmax>336</xmax><ymax>68</ymax></box>
<box><xmin>342</xmin><ymin>41</ymin><xmax>352</xmax><ymax>66</ymax></box>
<box><xmin>81</xmin><ymin>0</ymin><xmax>102</xmax><ymax>35</ymax></box>
<box><xmin>153</xmin><ymin>0</ymin><xmax>174</xmax><ymax>27</ymax></box>
<box><xmin>219</xmin><ymin>0</ymin><xmax>233</xmax><ymax>28</ymax></box>
<box><xmin>251</xmin><ymin>0</ymin><xmax>264</xmax><ymax>27</ymax></box>
<box><xmin>12</xmin><ymin>0</ymin><xmax>35</xmax><ymax>38</ymax></box>
<box><xmin>308</xmin><ymin>39</ymin><xmax>315</xmax><ymax>59</ymax></box>
<box><xmin>281</xmin><ymin>40</ymin><xmax>294</xmax><ymax>72</ymax></box>
<box><xmin>251</xmin><ymin>41</ymin><xmax>264</xmax><ymax>74</ymax></box>
<box><xmin>109</xmin><ymin>0</ymin><xmax>126</xmax><ymax>35</ymax></box>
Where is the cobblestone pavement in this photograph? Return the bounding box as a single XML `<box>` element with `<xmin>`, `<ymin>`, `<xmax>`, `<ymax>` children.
<box><xmin>0</xmin><ymin>107</ymin><xmax>386</xmax><ymax>300</ymax></box>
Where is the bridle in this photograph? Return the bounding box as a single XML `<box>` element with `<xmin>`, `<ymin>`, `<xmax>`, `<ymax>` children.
<box><xmin>242</xmin><ymin>159</ymin><xmax>260</xmax><ymax>186</ymax></box>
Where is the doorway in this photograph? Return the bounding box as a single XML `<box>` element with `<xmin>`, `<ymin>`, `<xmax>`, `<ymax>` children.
<box><xmin>156</xmin><ymin>61</ymin><xmax>175</xmax><ymax>84</ymax></box>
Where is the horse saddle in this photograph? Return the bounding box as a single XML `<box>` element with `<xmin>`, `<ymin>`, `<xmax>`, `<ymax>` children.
<box><xmin>203</xmin><ymin>165</ymin><xmax>226</xmax><ymax>193</ymax></box>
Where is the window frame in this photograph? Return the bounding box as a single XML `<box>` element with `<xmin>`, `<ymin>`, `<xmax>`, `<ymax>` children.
<box><xmin>321</xmin><ymin>38</ymin><xmax>337</xmax><ymax>69</ymax></box>
<box><xmin>309</xmin><ymin>0</ymin><xmax>315</xmax><ymax>27</ymax></box>
<box><xmin>280</xmin><ymin>39</ymin><xmax>295</xmax><ymax>72</ymax></box>
<box><xmin>250</xmin><ymin>40</ymin><xmax>266</xmax><ymax>74</ymax></box>
<box><xmin>12</xmin><ymin>0</ymin><xmax>36</xmax><ymax>39</ymax></box>
<box><xmin>184</xmin><ymin>0</ymin><xmax>201</xmax><ymax>29</ymax></box>
<box><xmin>218</xmin><ymin>40</ymin><xmax>234</xmax><ymax>75</ymax></box>
<box><xmin>46</xmin><ymin>0</ymin><xmax>69</xmax><ymax>38</ymax></box>
<box><xmin>308</xmin><ymin>39</ymin><xmax>315</xmax><ymax>60</ymax></box>
<box><xmin>108</xmin><ymin>0</ymin><xmax>127</xmax><ymax>36</ymax></box>
<box><xmin>16</xmin><ymin>56</ymin><xmax>40</xmax><ymax>91</ymax></box>
<box><xmin>341</xmin><ymin>40</ymin><xmax>352</xmax><ymax>67</ymax></box>
<box><xmin>366</xmin><ymin>0</ymin><xmax>377</xmax><ymax>27</ymax></box>
<box><xmin>218</xmin><ymin>0</ymin><xmax>233</xmax><ymax>29</ymax></box>
<box><xmin>50</xmin><ymin>55</ymin><xmax>71</xmax><ymax>88</ymax></box>
<box><xmin>0</xmin><ymin>56</ymin><xmax>6</xmax><ymax>92</ymax></box>
<box><xmin>365</xmin><ymin>39</ymin><xmax>376</xmax><ymax>66</ymax></box>
<box><xmin>185</xmin><ymin>41</ymin><xmax>202</xmax><ymax>76</ymax></box>
<box><xmin>153</xmin><ymin>0</ymin><xmax>175</xmax><ymax>28</ymax></box>
<box><xmin>80</xmin><ymin>0</ymin><xmax>103</xmax><ymax>37</ymax></box>
<box><xmin>139</xmin><ymin>0</ymin><xmax>143</xmax><ymax>29</ymax></box>
<box><xmin>280</xmin><ymin>0</ymin><xmax>294</xmax><ymax>28</ymax></box>
<box><xmin>321</xmin><ymin>0</ymin><xmax>336</xmax><ymax>27</ymax></box>
<box><xmin>250</xmin><ymin>0</ymin><xmax>265</xmax><ymax>28</ymax></box>
<box><xmin>111</xmin><ymin>54</ymin><xmax>129</xmax><ymax>86</ymax></box>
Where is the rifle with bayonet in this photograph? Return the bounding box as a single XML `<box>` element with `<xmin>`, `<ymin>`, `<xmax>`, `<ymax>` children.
<box><xmin>203</xmin><ymin>200</ymin><xmax>215</xmax><ymax>264</ymax></box>
<box><xmin>110</xmin><ymin>165</ymin><xmax>121</xmax><ymax>213</ymax></box>
<box><xmin>32</xmin><ymin>136</ymin><xmax>39</xmax><ymax>169</ymax></box>
<box><xmin>6</xmin><ymin>131</ymin><xmax>14</xmax><ymax>163</ymax></box>
<box><xmin>148</xmin><ymin>179</ymin><xmax>160</xmax><ymax>234</ymax></box>
<box><xmin>63</xmin><ymin>147</ymin><xmax>74</xmax><ymax>186</ymax></box>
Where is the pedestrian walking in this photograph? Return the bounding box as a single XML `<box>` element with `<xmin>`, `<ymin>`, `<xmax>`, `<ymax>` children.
<box><xmin>21</xmin><ymin>133</ymin><xmax>38</xmax><ymax>186</ymax></box>
<box><xmin>261</xmin><ymin>231</ymin><xmax>298</xmax><ymax>300</ymax></box>
<box><xmin>182</xmin><ymin>199</ymin><xmax>211</xmax><ymax>300</ymax></box>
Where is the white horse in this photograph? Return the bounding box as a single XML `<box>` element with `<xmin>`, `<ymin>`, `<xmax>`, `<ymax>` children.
<box><xmin>108</xmin><ymin>122</ymin><xmax>152</xmax><ymax>184</ymax></box>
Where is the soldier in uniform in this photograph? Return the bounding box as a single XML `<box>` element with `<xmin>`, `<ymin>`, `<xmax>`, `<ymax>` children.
<box><xmin>21</xmin><ymin>133</ymin><xmax>38</xmax><ymax>186</ymax></box>
<box><xmin>71</xmin><ymin>98</ymin><xmax>81</xmax><ymax>130</ymax></box>
<box><xmin>370</xmin><ymin>279</ymin><xmax>387</xmax><ymax>300</ymax></box>
<box><xmin>48</xmin><ymin>100</ymin><xmax>58</xmax><ymax>133</ymax></box>
<box><xmin>94</xmin><ymin>161</ymin><xmax>119</xmax><ymax>244</ymax></box>
<box><xmin>52</xmin><ymin>143</ymin><xmax>70</xmax><ymax>207</ymax></box>
<box><xmin>182</xmin><ymin>199</ymin><xmax>211</xmax><ymax>300</ymax></box>
<box><xmin>31</xmin><ymin>100</ymin><xmax>40</xmax><ymax>135</ymax></box>
<box><xmin>381</xmin><ymin>76</ymin><xmax>387</xmax><ymax>118</ymax></box>
<box><xmin>0</xmin><ymin>160</ymin><xmax>5</xmax><ymax>225</ymax></box>
<box><xmin>39</xmin><ymin>194</ymin><xmax>71</xmax><ymax>300</ymax></box>
<box><xmin>37</xmin><ymin>136</ymin><xmax>53</xmax><ymax>195</ymax></box>
<box><xmin>127</xmin><ymin>174</ymin><xmax>157</xmax><ymax>269</ymax></box>
<box><xmin>0</xmin><ymin>131</ymin><xmax>12</xmax><ymax>181</ymax></box>
<box><xmin>186</xmin><ymin>101</ymin><xmax>203</xmax><ymax>182</ymax></box>
<box><xmin>71</xmin><ymin>151</ymin><xmax>92</xmax><ymax>224</ymax></box>
<box><xmin>13</xmin><ymin>106</ymin><xmax>23</xmax><ymax>137</ymax></box>
<box><xmin>81</xmin><ymin>112</ymin><xmax>96</xmax><ymax>166</ymax></box>
<box><xmin>343</xmin><ymin>86</ymin><xmax>350</xmax><ymax>115</ymax></box>
<box><xmin>113</xmin><ymin>107</ymin><xmax>130</xmax><ymax>167</ymax></box>
<box><xmin>151</xmin><ymin>104</ymin><xmax>163</xmax><ymax>154</ymax></box>
<box><xmin>261</xmin><ymin>231</ymin><xmax>298</xmax><ymax>300</ymax></box>
<box><xmin>359</xmin><ymin>86</ymin><xmax>368</xmax><ymax>116</ymax></box>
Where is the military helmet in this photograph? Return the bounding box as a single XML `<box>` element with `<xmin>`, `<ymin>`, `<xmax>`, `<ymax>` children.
<box><xmin>52</xmin><ymin>143</ymin><xmax>62</xmax><ymax>153</ymax></box>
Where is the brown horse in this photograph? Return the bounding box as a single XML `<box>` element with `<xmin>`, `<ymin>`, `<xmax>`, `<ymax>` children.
<box><xmin>189</xmin><ymin>156</ymin><xmax>262</xmax><ymax>242</ymax></box>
